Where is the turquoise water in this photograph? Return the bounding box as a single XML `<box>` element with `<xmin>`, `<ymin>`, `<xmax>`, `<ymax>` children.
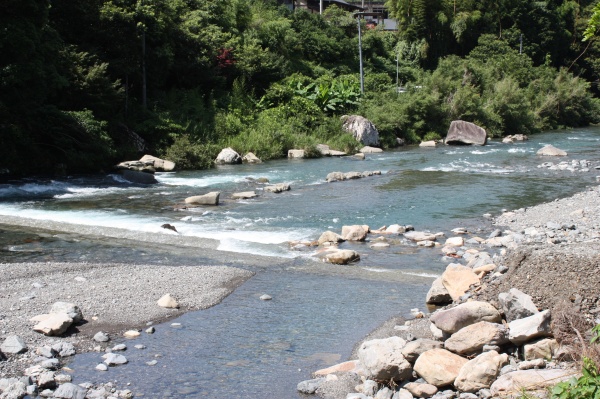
<box><xmin>1</xmin><ymin>128</ymin><xmax>599</xmax><ymax>397</ymax></box>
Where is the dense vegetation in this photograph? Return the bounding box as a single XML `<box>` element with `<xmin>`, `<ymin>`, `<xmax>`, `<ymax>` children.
<box><xmin>1</xmin><ymin>0</ymin><xmax>600</xmax><ymax>175</ymax></box>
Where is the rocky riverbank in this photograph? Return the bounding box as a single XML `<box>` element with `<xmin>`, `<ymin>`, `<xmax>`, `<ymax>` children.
<box><xmin>298</xmin><ymin>184</ymin><xmax>600</xmax><ymax>399</ymax></box>
<box><xmin>0</xmin><ymin>262</ymin><xmax>253</xmax><ymax>397</ymax></box>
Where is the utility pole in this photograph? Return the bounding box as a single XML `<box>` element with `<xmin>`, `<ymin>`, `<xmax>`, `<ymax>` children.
<box><xmin>356</xmin><ymin>13</ymin><xmax>364</xmax><ymax>94</ymax></box>
<box><xmin>320</xmin><ymin>0</ymin><xmax>323</xmax><ymax>14</ymax></box>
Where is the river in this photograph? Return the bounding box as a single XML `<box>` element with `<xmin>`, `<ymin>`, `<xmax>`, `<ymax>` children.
<box><xmin>0</xmin><ymin>129</ymin><xmax>599</xmax><ymax>398</ymax></box>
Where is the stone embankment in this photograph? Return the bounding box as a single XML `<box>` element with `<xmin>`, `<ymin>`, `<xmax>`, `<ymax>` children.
<box><xmin>298</xmin><ymin>185</ymin><xmax>600</xmax><ymax>399</ymax></box>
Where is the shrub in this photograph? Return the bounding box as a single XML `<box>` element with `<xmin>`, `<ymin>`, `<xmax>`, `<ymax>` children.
<box><xmin>162</xmin><ymin>135</ymin><xmax>220</xmax><ymax>170</ymax></box>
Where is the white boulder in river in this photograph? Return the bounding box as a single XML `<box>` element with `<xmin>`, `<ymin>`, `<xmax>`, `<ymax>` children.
<box><xmin>215</xmin><ymin>147</ymin><xmax>241</xmax><ymax>164</ymax></box>
<box><xmin>185</xmin><ymin>192</ymin><xmax>220</xmax><ymax>206</ymax></box>
<box><xmin>341</xmin><ymin>115</ymin><xmax>379</xmax><ymax>146</ymax></box>
<box><xmin>445</xmin><ymin>120</ymin><xmax>487</xmax><ymax>146</ymax></box>
<box><xmin>357</xmin><ymin>336</ymin><xmax>412</xmax><ymax>381</ymax></box>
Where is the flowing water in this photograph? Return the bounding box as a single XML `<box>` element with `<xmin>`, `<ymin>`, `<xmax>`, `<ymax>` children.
<box><xmin>1</xmin><ymin>128</ymin><xmax>599</xmax><ymax>397</ymax></box>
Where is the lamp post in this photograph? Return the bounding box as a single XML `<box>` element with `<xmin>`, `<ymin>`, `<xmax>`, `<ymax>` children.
<box><xmin>355</xmin><ymin>12</ymin><xmax>364</xmax><ymax>94</ymax></box>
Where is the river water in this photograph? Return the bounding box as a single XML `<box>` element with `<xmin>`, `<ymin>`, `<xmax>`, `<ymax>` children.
<box><xmin>1</xmin><ymin>129</ymin><xmax>599</xmax><ymax>398</ymax></box>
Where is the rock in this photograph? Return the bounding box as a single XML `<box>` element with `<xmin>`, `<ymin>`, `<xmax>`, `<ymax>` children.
<box><xmin>347</xmin><ymin>394</ymin><xmax>369</xmax><ymax>399</ymax></box>
<box><xmin>33</xmin><ymin>313</ymin><xmax>73</xmax><ymax>336</ymax></box>
<box><xmin>0</xmin><ymin>381</ymin><xmax>27</xmax><ymax>399</ymax></box>
<box><xmin>425</xmin><ymin>278</ymin><xmax>452</xmax><ymax>305</ymax></box>
<box><xmin>345</xmin><ymin>171</ymin><xmax>363</xmax><ymax>180</ymax></box>
<box><xmin>454</xmin><ymin>351</ymin><xmax>508</xmax><ymax>392</ymax></box>
<box><xmin>37</xmin><ymin>371</ymin><xmax>56</xmax><ymax>388</ymax></box>
<box><xmin>297</xmin><ymin>378</ymin><xmax>324</xmax><ymax>394</ymax></box>
<box><xmin>508</xmin><ymin>310</ymin><xmax>552</xmax><ymax>345</ymax></box>
<box><xmin>444</xmin><ymin>322</ymin><xmax>509</xmax><ymax>355</ymax></box>
<box><xmin>324</xmin><ymin>249</ymin><xmax>360</xmax><ymax>265</ymax></box>
<box><xmin>394</xmin><ymin>388</ymin><xmax>414</xmax><ymax>399</ymax></box>
<box><xmin>537</xmin><ymin>144</ymin><xmax>567</xmax><ymax>156</ymax></box>
<box><xmin>429</xmin><ymin>323</ymin><xmax>447</xmax><ymax>341</ymax></box>
<box><xmin>264</xmin><ymin>183</ymin><xmax>290</xmax><ymax>193</ymax></box>
<box><xmin>93</xmin><ymin>332</ymin><xmax>109</xmax><ymax>343</ymax></box>
<box><xmin>103</xmin><ymin>353</ymin><xmax>128</xmax><ymax>366</ymax></box>
<box><xmin>318</xmin><ymin>231</ymin><xmax>345</xmax><ymax>246</ymax></box>
<box><xmin>403</xmin><ymin>382</ymin><xmax>438</xmax><ymax>398</ymax></box>
<box><xmin>53</xmin><ymin>383</ymin><xmax>86</xmax><ymax>399</ymax></box>
<box><xmin>430</xmin><ymin>301</ymin><xmax>502</xmax><ymax>334</ymax></box>
<box><xmin>413</xmin><ymin>348</ymin><xmax>468</xmax><ymax>387</ymax></box>
<box><xmin>112</xmin><ymin>344</ymin><xmax>127</xmax><ymax>351</ymax></box>
<box><xmin>95</xmin><ymin>363</ymin><xmax>108</xmax><ymax>371</ymax></box>
<box><xmin>517</xmin><ymin>358</ymin><xmax>546</xmax><ymax>370</ymax></box>
<box><xmin>326</xmin><ymin>172</ymin><xmax>346</xmax><ymax>182</ymax></box>
<box><xmin>465</xmin><ymin>252</ymin><xmax>494</xmax><ymax>269</ymax></box>
<box><xmin>440</xmin><ymin>264</ymin><xmax>481</xmax><ymax>301</ymax></box>
<box><xmin>370</xmin><ymin>242</ymin><xmax>390</xmax><ymax>249</ymax></box>
<box><xmin>118</xmin><ymin>169</ymin><xmax>158</xmax><ymax>184</ymax></box>
<box><xmin>123</xmin><ymin>330</ymin><xmax>140</xmax><ymax>339</ymax></box>
<box><xmin>51</xmin><ymin>302</ymin><xmax>83</xmax><ymax>323</ymax></box>
<box><xmin>314</xmin><ymin>360</ymin><xmax>362</xmax><ymax>376</ymax></box>
<box><xmin>386</xmin><ymin>224</ymin><xmax>406</xmax><ymax>234</ymax></box>
<box><xmin>134</xmin><ymin>344</ymin><xmax>146</xmax><ymax>349</ymax></box>
<box><xmin>341</xmin><ymin>115</ymin><xmax>380</xmax><ymax>146</ymax></box>
<box><xmin>52</xmin><ymin>342</ymin><xmax>75</xmax><ymax>357</ymax></box>
<box><xmin>419</xmin><ymin>141</ymin><xmax>436</xmax><ymax>147</ymax></box>
<box><xmin>1</xmin><ymin>335</ymin><xmax>28</xmax><ymax>354</ymax></box>
<box><xmin>357</xmin><ymin>337</ymin><xmax>412</xmax><ymax>381</ymax></box>
<box><xmin>157</xmin><ymin>293</ymin><xmax>179</xmax><ymax>309</ymax></box>
<box><xmin>498</xmin><ymin>288</ymin><xmax>539</xmax><ymax>322</ymax></box>
<box><xmin>445</xmin><ymin>120</ymin><xmax>487</xmax><ymax>146</ymax></box>
<box><xmin>215</xmin><ymin>147</ymin><xmax>241</xmax><ymax>164</ymax></box>
<box><xmin>242</xmin><ymin>152</ymin><xmax>261</xmax><ymax>164</ymax></box>
<box><xmin>404</xmin><ymin>231</ymin><xmax>437</xmax><ymax>242</ymax></box>
<box><xmin>524</xmin><ymin>338</ymin><xmax>558</xmax><ymax>361</ymax></box>
<box><xmin>317</xmin><ymin>144</ymin><xmax>332</xmax><ymax>155</ymax></box>
<box><xmin>401</xmin><ymin>339</ymin><xmax>443</xmax><ymax>363</ymax></box>
<box><xmin>490</xmin><ymin>369</ymin><xmax>575</xmax><ymax>396</ymax></box>
<box><xmin>40</xmin><ymin>358</ymin><xmax>60</xmax><ymax>369</ymax></box>
<box><xmin>375</xmin><ymin>387</ymin><xmax>393</xmax><ymax>399</ymax></box>
<box><xmin>139</xmin><ymin>154</ymin><xmax>175</xmax><ymax>171</ymax></box>
<box><xmin>231</xmin><ymin>191</ymin><xmax>257</xmax><ymax>200</ymax></box>
<box><xmin>53</xmin><ymin>374</ymin><xmax>72</xmax><ymax>384</ymax></box>
<box><xmin>353</xmin><ymin>153</ymin><xmax>366</xmax><ymax>160</ymax></box>
<box><xmin>145</xmin><ymin>327</ymin><xmax>155</xmax><ymax>334</ymax></box>
<box><xmin>360</xmin><ymin>146</ymin><xmax>383</xmax><ymax>154</ymax></box>
<box><xmin>259</xmin><ymin>294</ymin><xmax>272</xmax><ymax>301</ymax></box>
<box><xmin>362</xmin><ymin>380</ymin><xmax>378</xmax><ymax>396</ymax></box>
<box><xmin>36</xmin><ymin>346</ymin><xmax>55</xmax><ymax>358</ymax></box>
<box><xmin>444</xmin><ymin>237</ymin><xmax>464</xmax><ymax>247</ymax></box>
<box><xmin>184</xmin><ymin>192</ymin><xmax>220</xmax><ymax>206</ymax></box>
<box><xmin>342</xmin><ymin>225</ymin><xmax>368</xmax><ymax>241</ymax></box>
<box><xmin>288</xmin><ymin>149</ymin><xmax>305</xmax><ymax>158</ymax></box>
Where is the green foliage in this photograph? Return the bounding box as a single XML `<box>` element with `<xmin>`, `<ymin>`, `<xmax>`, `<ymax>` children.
<box><xmin>162</xmin><ymin>135</ymin><xmax>220</xmax><ymax>170</ymax></box>
<box><xmin>551</xmin><ymin>357</ymin><xmax>600</xmax><ymax>399</ymax></box>
<box><xmin>584</xmin><ymin>2</ymin><xmax>600</xmax><ymax>41</ymax></box>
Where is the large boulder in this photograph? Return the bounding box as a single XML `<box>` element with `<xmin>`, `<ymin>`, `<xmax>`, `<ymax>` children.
<box><xmin>444</xmin><ymin>322</ymin><xmax>509</xmax><ymax>355</ymax></box>
<box><xmin>185</xmin><ymin>192</ymin><xmax>220</xmax><ymax>206</ymax></box>
<box><xmin>508</xmin><ymin>310</ymin><xmax>552</xmax><ymax>344</ymax></box>
<box><xmin>288</xmin><ymin>149</ymin><xmax>305</xmax><ymax>159</ymax></box>
<box><xmin>498</xmin><ymin>288</ymin><xmax>539</xmax><ymax>322</ymax></box>
<box><xmin>360</xmin><ymin>146</ymin><xmax>383</xmax><ymax>154</ymax></box>
<box><xmin>341</xmin><ymin>115</ymin><xmax>380</xmax><ymax>146</ymax></box>
<box><xmin>454</xmin><ymin>350</ymin><xmax>509</xmax><ymax>393</ymax></box>
<box><xmin>440</xmin><ymin>264</ymin><xmax>481</xmax><ymax>301</ymax></box>
<box><xmin>53</xmin><ymin>383</ymin><xmax>87</xmax><ymax>399</ymax></box>
<box><xmin>242</xmin><ymin>152</ymin><xmax>261</xmax><ymax>164</ymax></box>
<box><xmin>357</xmin><ymin>337</ymin><xmax>412</xmax><ymax>381</ymax></box>
<box><xmin>490</xmin><ymin>369</ymin><xmax>574</xmax><ymax>396</ymax></box>
<box><xmin>404</xmin><ymin>231</ymin><xmax>437</xmax><ymax>242</ymax></box>
<box><xmin>413</xmin><ymin>348</ymin><xmax>468</xmax><ymax>387</ymax></box>
<box><xmin>524</xmin><ymin>338</ymin><xmax>558</xmax><ymax>361</ymax></box>
<box><xmin>215</xmin><ymin>147</ymin><xmax>241</xmax><ymax>164</ymax></box>
<box><xmin>324</xmin><ymin>249</ymin><xmax>360</xmax><ymax>265</ymax></box>
<box><xmin>425</xmin><ymin>278</ymin><xmax>452</xmax><ymax>305</ymax></box>
<box><xmin>231</xmin><ymin>191</ymin><xmax>257</xmax><ymax>200</ymax></box>
<box><xmin>264</xmin><ymin>183</ymin><xmax>290</xmax><ymax>193</ymax></box>
<box><xmin>50</xmin><ymin>302</ymin><xmax>83</xmax><ymax>323</ymax></box>
<box><xmin>445</xmin><ymin>120</ymin><xmax>487</xmax><ymax>146</ymax></box>
<box><xmin>33</xmin><ymin>313</ymin><xmax>73</xmax><ymax>336</ymax></box>
<box><xmin>0</xmin><ymin>335</ymin><xmax>28</xmax><ymax>354</ymax></box>
<box><xmin>401</xmin><ymin>339</ymin><xmax>444</xmax><ymax>364</ymax></box>
<box><xmin>536</xmin><ymin>144</ymin><xmax>567</xmax><ymax>156</ymax></box>
<box><xmin>139</xmin><ymin>154</ymin><xmax>175</xmax><ymax>171</ymax></box>
<box><xmin>341</xmin><ymin>225</ymin><xmax>368</xmax><ymax>241</ymax></box>
<box><xmin>430</xmin><ymin>301</ymin><xmax>502</xmax><ymax>334</ymax></box>
<box><xmin>318</xmin><ymin>231</ymin><xmax>345</xmax><ymax>246</ymax></box>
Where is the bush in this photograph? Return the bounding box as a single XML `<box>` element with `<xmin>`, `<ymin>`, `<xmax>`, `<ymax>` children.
<box><xmin>162</xmin><ymin>135</ymin><xmax>220</xmax><ymax>170</ymax></box>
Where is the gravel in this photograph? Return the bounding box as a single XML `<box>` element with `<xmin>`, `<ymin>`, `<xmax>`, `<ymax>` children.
<box><xmin>0</xmin><ymin>262</ymin><xmax>253</xmax><ymax>377</ymax></box>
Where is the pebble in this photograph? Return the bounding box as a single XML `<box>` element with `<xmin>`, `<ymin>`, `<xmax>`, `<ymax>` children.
<box><xmin>134</xmin><ymin>344</ymin><xmax>146</xmax><ymax>350</ymax></box>
<box><xmin>96</xmin><ymin>363</ymin><xmax>108</xmax><ymax>371</ymax></box>
<box><xmin>146</xmin><ymin>360</ymin><xmax>158</xmax><ymax>366</ymax></box>
<box><xmin>259</xmin><ymin>294</ymin><xmax>272</xmax><ymax>301</ymax></box>
<box><xmin>112</xmin><ymin>344</ymin><xmax>127</xmax><ymax>351</ymax></box>
<box><xmin>94</xmin><ymin>331</ymin><xmax>110</xmax><ymax>343</ymax></box>
<box><xmin>145</xmin><ymin>327</ymin><xmax>155</xmax><ymax>334</ymax></box>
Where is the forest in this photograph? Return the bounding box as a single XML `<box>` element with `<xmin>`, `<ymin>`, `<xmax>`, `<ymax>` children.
<box><xmin>1</xmin><ymin>0</ymin><xmax>600</xmax><ymax>175</ymax></box>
